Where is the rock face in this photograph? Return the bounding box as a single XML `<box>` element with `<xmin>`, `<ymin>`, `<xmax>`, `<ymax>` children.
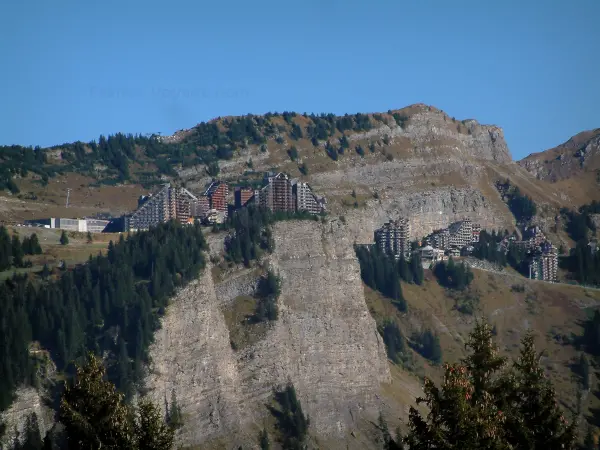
<box><xmin>144</xmin><ymin>220</ymin><xmax>390</xmax><ymax>447</ymax></box>
<box><xmin>519</xmin><ymin>129</ymin><xmax>600</xmax><ymax>181</ymax></box>
<box><xmin>1</xmin><ymin>388</ymin><xmax>53</xmax><ymax>447</ymax></box>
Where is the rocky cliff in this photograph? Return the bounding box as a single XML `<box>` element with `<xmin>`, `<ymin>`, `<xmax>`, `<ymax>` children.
<box><xmin>144</xmin><ymin>220</ymin><xmax>390</xmax><ymax>448</ymax></box>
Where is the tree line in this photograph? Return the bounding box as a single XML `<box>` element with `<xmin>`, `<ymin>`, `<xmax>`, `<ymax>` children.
<box><xmin>0</xmin><ymin>227</ymin><xmax>43</xmax><ymax>271</ymax></box>
<box><xmin>433</xmin><ymin>258</ymin><xmax>474</xmax><ymax>291</ymax></box>
<box><xmin>0</xmin><ymin>221</ymin><xmax>208</xmax><ymax>411</ymax></box>
<box><xmin>355</xmin><ymin>245</ymin><xmax>424</xmax><ymax>312</ymax></box>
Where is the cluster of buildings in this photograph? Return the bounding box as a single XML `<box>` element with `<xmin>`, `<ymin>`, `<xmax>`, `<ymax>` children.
<box><xmin>125</xmin><ymin>172</ymin><xmax>326</xmax><ymax>231</ymax></box>
<box><xmin>373</xmin><ymin>218</ymin><xmax>558</xmax><ymax>282</ymax></box>
<box><xmin>24</xmin><ymin>172</ymin><xmax>326</xmax><ymax>235</ymax></box>
<box><xmin>502</xmin><ymin>226</ymin><xmax>558</xmax><ymax>282</ymax></box>
<box><xmin>374</xmin><ymin>217</ymin><xmax>482</xmax><ymax>264</ymax></box>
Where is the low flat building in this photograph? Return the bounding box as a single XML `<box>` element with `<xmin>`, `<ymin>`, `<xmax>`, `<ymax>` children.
<box><xmin>25</xmin><ymin>217</ymin><xmax>109</xmax><ymax>233</ymax></box>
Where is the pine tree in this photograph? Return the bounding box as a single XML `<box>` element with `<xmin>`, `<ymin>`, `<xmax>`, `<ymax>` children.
<box><xmin>21</xmin><ymin>412</ymin><xmax>43</xmax><ymax>450</ymax></box>
<box><xmin>403</xmin><ymin>323</ymin><xmax>576</xmax><ymax>450</ymax></box>
<box><xmin>59</xmin><ymin>353</ymin><xmax>135</xmax><ymax>449</ymax></box>
<box><xmin>167</xmin><ymin>390</ymin><xmax>183</xmax><ymax>430</ymax></box>
<box><xmin>259</xmin><ymin>427</ymin><xmax>270</xmax><ymax>450</ymax></box>
<box><xmin>11</xmin><ymin>234</ymin><xmax>24</xmax><ymax>267</ymax></box>
<box><xmin>86</xmin><ymin>232</ymin><xmax>93</xmax><ymax>244</ymax></box>
<box><xmin>134</xmin><ymin>399</ymin><xmax>175</xmax><ymax>450</ymax></box>
<box><xmin>580</xmin><ymin>353</ymin><xmax>591</xmax><ymax>390</ymax></box>
<box><xmin>59</xmin><ymin>231</ymin><xmax>69</xmax><ymax>246</ymax></box>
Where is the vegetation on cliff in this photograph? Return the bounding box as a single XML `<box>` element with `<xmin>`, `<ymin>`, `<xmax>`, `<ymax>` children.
<box><xmin>0</xmin><ymin>221</ymin><xmax>208</xmax><ymax>410</ymax></box>
<box><xmin>404</xmin><ymin>322</ymin><xmax>576</xmax><ymax>449</ymax></box>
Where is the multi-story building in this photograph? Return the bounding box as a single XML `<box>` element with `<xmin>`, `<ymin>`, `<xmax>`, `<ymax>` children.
<box><xmin>529</xmin><ymin>246</ymin><xmax>558</xmax><ymax>282</ymax></box>
<box><xmin>192</xmin><ymin>196</ymin><xmax>210</xmax><ymax>219</ymax></box>
<box><xmin>234</xmin><ymin>187</ymin><xmax>255</xmax><ymax>209</ymax></box>
<box><xmin>375</xmin><ymin>218</ymin><xmax>411</xmax><ymax>260</ymax></box>
<box><xmin>431</xmin><ymin>229</ymin><xmax>451</xmax><ymax>250</ymax></box>
<box><xmin>292</xmin><ymin>180</ymin><xmax>324</xmax><ymax>215</ymax></box>
<box><xmin>204</xmin><ymin>181</ymin><xmax>229</xmax><ymax>216</ymax></box>
<box><xmin>448</xmin><ymin>218</ymin><xmax>474</xmax><ymax>249</ymax></box>
<box><xmin>429</xmin><ymin>219</ymin><xmax>480</xmax><ymax>251</ymax></box>
<box><xmin>127</xmin><ymin>184</ymin><xmax>198</xmax><ymax>231</ymax></box>
<box><xmin>258</xmin><ymin>172</ymin><xmax>294</xmax><ymax>213</ymax></box>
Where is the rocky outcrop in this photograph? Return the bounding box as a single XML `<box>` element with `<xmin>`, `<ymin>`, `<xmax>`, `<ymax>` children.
<box><xmin>519</xmin><ymin>129</ymin><xmax>600</xmax><ymax>181</ymax></box>
<box><xmin>144</xmin><ymin>220</ymin><xmax>391</xmax><ymax>447</ymax></box>
<box><xmin>1</xmin><ymin>388</ymin><xmax>53</xmax><ymax>447</ymax></box>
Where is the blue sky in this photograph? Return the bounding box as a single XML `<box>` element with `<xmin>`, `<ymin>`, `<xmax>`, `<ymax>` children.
<box><xmin>1</xmin><ymin>0</ymin><xmax>598</xmax><ymax>160</ymax></box>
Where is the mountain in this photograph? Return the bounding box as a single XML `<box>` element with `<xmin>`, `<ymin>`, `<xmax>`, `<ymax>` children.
<box><xmin>1</xmin><ymin>105</ymin><xmax>599</xmax><ymax>448</ymax></box>
<box><xmin>519</xmin><ymin>128</ymin><xmax>600</xmax><ymax>204</ymax></box>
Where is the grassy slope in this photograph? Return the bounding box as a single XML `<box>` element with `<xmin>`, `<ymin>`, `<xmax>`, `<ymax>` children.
<box><xmin>366</xmin><ymin>267</ymin><xmax>600</xmax><ymax>436</ymax></box>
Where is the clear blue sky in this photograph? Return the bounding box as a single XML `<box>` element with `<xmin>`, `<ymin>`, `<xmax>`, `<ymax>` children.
<box><xmin>1</xmin><ymin>0</ymin><xmax>599</xmax><ymax>160</ymax></box>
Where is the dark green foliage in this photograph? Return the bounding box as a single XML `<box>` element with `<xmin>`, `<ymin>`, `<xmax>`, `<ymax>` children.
<box><xmin>578</xmin><ymin>353</ymin><xmax>590</xmax><ymax>390</ymax></box>
<box><xmin>273</xmin><ymin>384</ymin><xmax>309</xmax><ymax>450</ymax></box>
<box><xmin>59</xmin><ymin>231</ymin><xmax>69</xmax><ymax>246</ymax></box>
<box><xmin>259</xmin><ymin>428</ymin><xmax>270</xmax><ymax>450</ymax></box>
<box><xmin>355</xmin><ymin>145</ymin><xmax>365</xmax><ymax>157</ymax></box>
<box><xmin>499</xmin><ymin>181</ymin><xmax>537</xmax><ymax>222</ymax></box>
<box><xmin>325</xmin><ymin>141</ymin><xmax>338</xmax><ymax>161</ymax></box>
<box><xmin>562</xmin><ymin>240</ymin><xmax>600</xmax><ymax>286</ymax></box>
<box><xmin>0</xmin><ymin>221</ymin><xmax>207</xmax><ymax>410</ymax></box>
<box><xmin>354</xmin><ymin>245</ymin><xmax>407</xmax><ymax>311</ymax></box>
<box><xmin>368</xmin><ymin>143</ymin><xmax>376</xmax><ymax>153</ymax></box>
<box><xmin>289</xmin><ymin>123</ymin><xmax>303</xmax><ymax>140</ymax></box>
<box><xmin>433</xmin><ymin>258</ymin><xmax>474</xmax><ymax>290</ymax></box>
<box><xmin>392</xmin><ymin>113</ymin><xmax>409</xmax><ymax>129</ymax></box>
<box><xmin>404</xmin><ymin>322</ymin><xmax>576</xmax><ymax>449</ymax></box>
<box><xmin>20</xmin><ymin>412</ymin><xmax>43</xmax><ymax>450</ymax></box>
<box><xmin>255</xmin><ymin>270</ymin><xmax>281</xmax><ymax>322</ymax></box>
<box><xmin>381</xmin><ymin>321</ymin><xmax>406</xmax><ymax>364</ymax></box>
<box><xmin>472</xmin><ymin>230</ymin><xmax>507</xmax><ymax>266</ymax></box>
<box><xmin>298</xmin><ymin>163</ymin><xmax>308</xmax><ymax>176</ymax></box>
<box><xmin>582</xmin><ymin>311</ymin><xmax>600</xmax><ymax>356</ymax></box>
<box><xmin>409</xmin><ymin>253</ymin><xmax>424</xmax><ymax>285</ymax></box>
<box><xmin>166</xmin><ymin>390</ymin><xmax>183</xmax><ymax>430</ymax></box>
<box><xmin>410</xmin><ymin>329</ymin><xmax>442</xmax><ymax>364</ymax></box>
<box><xmin>86</xmin><ymin>232</ymin><xmax>93</xmax><ymax>244</ymax></box>
<box><xmin>339</xmin><ymin>135</ymin><xmax>349</xmax><ymax>149</ymax></box>
<box><xmin>287</xmin><ymin>146</ymin><xmax>299</xmax><ymax>162</ymax></box>
<box><xmin>206</xmin><ymin>161</ymin><xmax>220</xmax><ymax>177</ymax></box>
<box><xmin>60</xmin><ymin>353</ymin><xmax>174</xmax><ymax>450</ymax></box>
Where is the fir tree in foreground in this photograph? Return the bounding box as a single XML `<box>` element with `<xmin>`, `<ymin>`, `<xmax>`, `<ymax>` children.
<box><xmin>403</xmin><ymin>321</ymin><xmax>576</xmax><ymax>449</ymax></box>
<box><xmin>59</xmin><ymin>353</ymin><xmax>174</xmax><ymax>449</ymax></box>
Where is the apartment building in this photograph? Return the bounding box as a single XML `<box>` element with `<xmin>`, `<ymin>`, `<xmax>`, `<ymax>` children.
<box><xmin>127</xmin><ymin>184</ymin><xmax>198</xmax><ymax>231</ymax></box>
<box><xmin>431</xmin><ymin>229</ymin><xmax>451</xmax><ymax>250</ymax></box>
<box><xmin>204</xmin><ymin>181</ymin><xmax>229</xmax><ymax>216</ymax></box>
<box><xmin>528</xmin><ymin>246</ymin><xmax>558</xmax><ymax>282</ymax></box>
<box><xmin>375</xmin><ymin>218</ymin><xmax>411</xmax><ymax>260</ymax></box>
<box><xmin>192</xmin><ymin>196</ymin><xmax>210</xmax><ymax>219</ymax></box>
<box><xmin>448</xmin><ymin>218</ymin><xmax>474</xmax><ymax>249</ymax></box>
<box><xmin>234</xmin><ymin>187</ymin><xmax>254</xmax><ymax>209</ymax></box>
<box><xmin>257</xmin><ymin>172</ymin><xmax>294</xmax><ymax>213</ymax></box>
<box><xmin>292</xmin><ymin>180</ymin><xmax>323</xmax><ymax>215</ymax></box>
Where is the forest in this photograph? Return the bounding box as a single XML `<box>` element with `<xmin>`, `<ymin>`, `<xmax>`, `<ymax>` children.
<box><xmin>0</xmin><ymin>221</ymin><xmax>208</xmax><ymax>411</ymax></box>
<box><xmin>560</xmin><ymin>201</ymin><xmax>600</xmax><ymax>285</ymax></box>
<box><xmin>0</xmin><ymin>112</ymin><xmax>375</xmax><ymax>193</ymax></box>
<box><xmin>0</xmin><ymin>227</ymin><xmax>43</xmax><ymax>271</ymax></box>
<box><xmin>354</xmin><ymin>245</ymin><xmax>424</xmax><ymax>313</ymax></box>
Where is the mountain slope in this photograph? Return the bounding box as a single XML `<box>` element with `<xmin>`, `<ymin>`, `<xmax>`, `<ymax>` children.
<box><xmin>519</xmin><ymin>129</ymin><xmax>600</xmax><ymax>204</ymax></box>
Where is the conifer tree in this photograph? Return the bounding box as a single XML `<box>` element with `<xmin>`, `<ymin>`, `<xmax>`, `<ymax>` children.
<box><xmin>134</xmin><ymin>399</ymin><xmax>174</xmax><ymax>450</ymax></box>
<box><xmin>167</xmin><ymin>390</ymin><xmax>183</xmax><ymax>430</ymax></box>
<box><xmin>59</xmin><ymin>231</ymin><xmax>69</xmax><ymax>246</ymax></box>
<box><xmin>259</xmin><ymin>427</ymin><xmax>270</xmax><ymax>450</ymax></box>
<box><xmin>21</xmin><ymin>412</ymin><xmax>43</xmax><ymax>450</ymax></box>
<box><xmin>59</xmin><ymin>353</ymin><xmax>135</xmax><ymax>449</ymax></box>
<box><xmin>404</xmin><ymin>322</ymin><xmax>576</xmax><ymax>450</ymax></box>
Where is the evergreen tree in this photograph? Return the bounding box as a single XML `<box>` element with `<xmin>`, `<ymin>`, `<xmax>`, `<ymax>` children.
<box><xmin>21</xmin><ymin>412</ymin><xmax>43</xmax><ymax>450</ymax></box>
<box><xmin>59</xmin><ymin>353</ymin><xmax>135</xmax><ymax>449</ymax></box>
<box><xmin>378</xmin><ymin>411</ymin><xmax>391</xmax><ymax>446</ymax></box>
<box><xmin>259</xmin><ymin>428</ymin><xmax>270</xmax><ymax>450</ymax></box>
<box><xmin>86</xmin><ymin>232</ymin><xmax>93</xmax><ymax>244</ymax></box>
<box><xmin>274</xmin><ymin>384</ymin><xmax>309</xmax><ymax>450</ymax></box>
<box><xmin>59</xmin><ymin>231</ymin><xmax>69</xmax><ymax>246</ymax></box>
<box><xmin>11</xmin><ymin>234</ymin><xmax>24</xmax><ymax>267</ymax></box>
<box><xmin>580</xmin><ymin>353</ymin><xmax>591</xmax><ymax>390</ymax></box>
<box><xmin>134</xmin><ymin>399</ymin><xmax>175</xmax><ymax>450</ymax></box>
<box><xmin>167</xmin><ymin>390</ymin><xmax>183</xmax><ymax>430</ymax></box>
<box><xmin>403</xmin><ymin>323</ymin><xmax>576</xmax><ymax>450</ymax></box>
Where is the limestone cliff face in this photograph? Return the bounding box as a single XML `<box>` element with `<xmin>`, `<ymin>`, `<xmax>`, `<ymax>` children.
<box><xmin>144</xmin><ymin>220</ymin><xmax>390</xmax><ymax>447</ymax></box>
<box><xmin>1</xmin><ymin>388</ymin><xmax>53</xmax><ymax>447</ymax></box>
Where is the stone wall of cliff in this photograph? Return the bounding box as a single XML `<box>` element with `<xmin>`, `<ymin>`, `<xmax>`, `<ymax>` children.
<box><xmin>144</xmin><ymin>220</ymin><xmax>390</xmax><ymax>448</ymax></box>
